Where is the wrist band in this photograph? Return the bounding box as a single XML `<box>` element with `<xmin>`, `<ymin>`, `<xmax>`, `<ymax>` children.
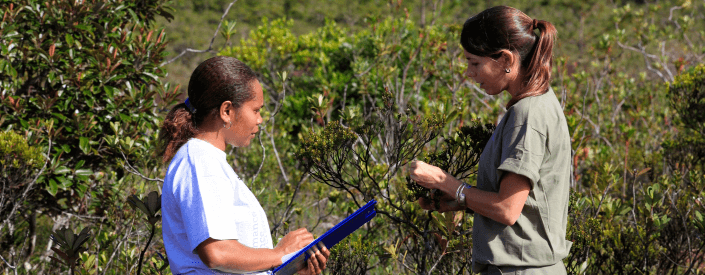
<box><xmin>456</xmin><ymin>183</ymin><xmax>472</xmax><ymax>207</ymax></box>
<box><xmin>455</xmin><ymin>183</ymin><xmax>465</xmax><ymax>206</ymax></box>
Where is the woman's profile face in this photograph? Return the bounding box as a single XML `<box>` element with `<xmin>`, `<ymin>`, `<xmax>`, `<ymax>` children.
<box><xmin>464</xmin><ymin>50</ymin><xmax>506</xmax><ymax>95</ymax></box>
<box><xmin>226</xmin><ymin>80</ymin><xmax>264</xmax><ymax>147</ymax></box>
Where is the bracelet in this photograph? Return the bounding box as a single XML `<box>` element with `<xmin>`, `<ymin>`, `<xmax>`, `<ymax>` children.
<box><xmin>455</xmin><ymin>183</ymin><xmax>465</xmax><ymax>206</ymax></box>
<box><xmin>456</xmin><ymin>183</ymin><xmax>472</xmax><ymax>208</ymax></box>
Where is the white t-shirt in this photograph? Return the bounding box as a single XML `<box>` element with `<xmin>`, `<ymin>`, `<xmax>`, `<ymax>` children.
<box><xmin>162</xmin><ymin>138</ymin><xmax>274</xmax><ymax>275</ymax></box>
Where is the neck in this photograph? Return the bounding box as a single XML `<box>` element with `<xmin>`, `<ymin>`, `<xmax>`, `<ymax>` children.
<box><xmin>194</xmin><ymin>126</ymin><xmax>226</xmax><ymax>151</ymax></box>
<box><xmin>506</xmin><ymin>69</ymin><xmax>527</xmax><ymax>99</ymax></box>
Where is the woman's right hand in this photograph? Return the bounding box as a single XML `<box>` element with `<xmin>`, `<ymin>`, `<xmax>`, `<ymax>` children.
<box><xmin>274</xmin><ymin>228</ymin><xmax>315</xmax><ymax>257</ymax></box>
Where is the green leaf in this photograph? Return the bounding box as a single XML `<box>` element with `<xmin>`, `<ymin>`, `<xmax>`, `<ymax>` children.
<box><xmin>55</xmin><ymin>166</ymin><xmax>70</xmax><ymax>175</ymax></box>
<box><xmin>65</xmin><ymin>34</ymin><xmax>74</xmax><ymax>46</ymax></box>
<box><xmin>74</xmin><ymin>227</ymin><xmax>91</xmax><ymax>249</ymax></box>
<box><xmin>79</xmin><ymin>137</ymin><xmax>90</xmax><ymax>154</ymax></box>
<box><xmin>147</xmin><ymin>191</ymin><xmax>160</xmax><ymax>214</ymax></box>
<box><xmin>104</xmin><ymin>86</ymin><xmax>118</xmax><ymax>98</ymax></box>
<box><xmin>47</xmin><ymin>179</ymin><xmax>59</xmax><ymax>196</ymax></box>
<box><xmin>64</xmin><ymin>229</ymin><xmax>75</xmax><ymax>250</ymax></box>
<box><xmin>75</xmin><ymin>169</ymin><xmax>93</xmax><ymax>176</ymax></box>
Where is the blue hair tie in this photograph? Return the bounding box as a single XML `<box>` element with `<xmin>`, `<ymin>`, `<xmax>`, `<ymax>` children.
<box><xmin>184</xmin><ymin>98</ymin><xmax>197</xmax><ymax>113</ymax></box>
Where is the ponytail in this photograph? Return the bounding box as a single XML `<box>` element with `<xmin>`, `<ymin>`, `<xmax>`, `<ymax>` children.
<box><xmin>508</xmin><ymin>19</ymin><xmax>557</xmax><ymax>107</ymax></box>
<box><xmin>157</xmin><ymin>103</ymin><xmax>198</xmax><ymax>164</ymax></box>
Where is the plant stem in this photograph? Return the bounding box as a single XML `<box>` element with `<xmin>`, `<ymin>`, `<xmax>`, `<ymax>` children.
<box><xmin>137</xmin><ymin>224</ymin><xmax>155</xmax><ymax>275</ymax></box>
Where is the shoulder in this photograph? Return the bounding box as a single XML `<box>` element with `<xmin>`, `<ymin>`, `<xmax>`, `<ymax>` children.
<box><xmin>166</xmin><ymin>139</ymin><xmax>230</xmax><ymax>185</ymax></box>
<box><xmin>504</xmin><ymin>88</ymin><xmax>564</xmax><ymax>133</ymax></box>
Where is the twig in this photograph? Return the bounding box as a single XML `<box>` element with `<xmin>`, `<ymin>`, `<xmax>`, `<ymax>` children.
<box><xmin>427</xmin><ymin>252</ymin><xmax>446</xmax><ymax>274</ymax></box>
<box><xmin>270</xmin><ymin>173</ymin><xmax>310</xmax><ymax>233</ymax></box>
<box><xmin>265</xmin><ymin>126</ymin><xmax>289</xmax><ymax>183</ymax></box>
<box><xmin>0</xmin><ymin>254</ymin><xmax>15</xmax><ymax>270</ymax></box>
<box><xmin>251</xmin><ymin>132</ymin><xmax>267</xmax><ymax>186</ymax></box>
<box><xmin>159</xmin><ymin>0</ymin><xmax>239</xmax><ymax>67</ymax></box>
<box><xmin>121</xmin><ymin>151</ymin><xmax>164</xmax><ymax>183</ymax></box>
<box><xmin>616</xmin><ymin>40</ymin><xmax>672</xmax><ymax>83</ymax></box>
<box><xmin>397</xmin><ymin>33</ymin><xmax>427</xmax><ymax>111</ymax></box>
<box><xmin>593</xmin><ymin>179</ymin><xmax>613</xmax><ymax>219</ymax></box>
<box><xmin>102</xmin><ymin>218</ymin><xmax>135</xmax><ymax>275</ymax></box>
<box><xmin>667</xmin><ymin>6</ymin><xmax>684</xmax><ymax>28</ymax></box>
<box><xmin>465</xmin><ymin>82</ymin><xmax>492</xmax><ymax>110</ymax></box>
<box><xmin>250</xmin><ymin>72</ymin><xmax>287</xmax><ymax>186</ymax></box>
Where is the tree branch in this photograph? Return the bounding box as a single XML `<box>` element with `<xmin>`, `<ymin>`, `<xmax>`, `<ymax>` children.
<box><xmin>121</xmin><ymin>151</ymin><xmax>164</xmax><ymax>183</ymax></box>
<box><xmin>159</xmin><ymin>0</ymin><xmax>239</xmax><ymax>67</ymax></box>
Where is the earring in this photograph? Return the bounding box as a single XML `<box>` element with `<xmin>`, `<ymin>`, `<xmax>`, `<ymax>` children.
<box><xmin>223</xmin><ymin>121</ymin><xmax>232</xmax><ymax>129</ymax></box>
<box><xmin>505</xmin><ymin>68</ymin><xmax>511</xmax><ymax>73</ymax></box>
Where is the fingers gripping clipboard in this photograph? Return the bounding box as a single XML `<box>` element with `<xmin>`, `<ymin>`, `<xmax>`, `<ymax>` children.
<box><xmin>272</xmin><ymin>200</ymin><xmax>377</xmax><ymax>275</ymax></box>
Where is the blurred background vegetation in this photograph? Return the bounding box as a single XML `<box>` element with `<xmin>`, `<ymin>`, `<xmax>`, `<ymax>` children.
<box><xmin>1</xmin><ymin>0</ymin><xmax>704</xmax><ymax>274</ymax></box>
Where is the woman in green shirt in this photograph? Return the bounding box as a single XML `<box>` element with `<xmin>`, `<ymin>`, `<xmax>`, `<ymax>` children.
<box><xmin>408</xmin><ymin>6</ymin><xmax>572</xmax><ymax>274</ymax></box>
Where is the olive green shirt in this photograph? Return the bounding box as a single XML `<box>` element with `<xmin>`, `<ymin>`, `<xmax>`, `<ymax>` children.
<box><xmin>472</xmin><ymin>88</ymin><xmax>573</xmax><ymax>272</ymax></box>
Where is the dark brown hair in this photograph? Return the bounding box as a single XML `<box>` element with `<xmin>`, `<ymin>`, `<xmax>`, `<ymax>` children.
<box><xmin>460</xmin><ymin>6</ymin><xmax>557</xmax><ymax>107</ymax></box>
<box><xmin>157</xmin><ymin>56</ymin><xmax>258</xmax><ymax>163</ymax></box>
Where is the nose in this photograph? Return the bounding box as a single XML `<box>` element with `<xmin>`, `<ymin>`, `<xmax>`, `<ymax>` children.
<box><xmin>465</xmin><ymin>66</ymin><xmax>474</xmax><ymax>78</ymax></box>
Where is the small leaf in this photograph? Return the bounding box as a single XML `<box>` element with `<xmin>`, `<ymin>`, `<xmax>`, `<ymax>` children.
<box><xmin>47</xmin><ymin>179</ymin><xmax>59</xmax><ymax>196</ymax></box>
<box><xmin>51</xmin><ymin>247</ymin><xmax>69</xmax><ymax>261</ymax></box>
<box><xmin>55</xmin><ymin>165</ymin><xmax>70</xmax><ymax>174</ymax></box>
<box><xmin>79</xmin><ymin>137</ymin><xmax>89</xmax><ymax>154</ymax></box>
<box><xmin>636</xmin><ymin>167</ymin><xmax>651</xmax><ymax>177</ymax></box>
<box><xmin>75</xmin><ymin>169</ymin><xmax>93</xmax><ymax>176</ymax></box>
<box><xmin>128</xmin><ymin>195</ymin><xmax>150</xmax><ymax>216</ymax></box>
<box><xmin>49</xmin><ymin>255</ymin><xmax>67</xmax><ymax>266</ymax></box>
<box><xmin>73</xmin><ymin>227</ymin><xmax>91</xmax><ymax>251</ymax></box>
<box><xmin>64</xmin><ymin>229</ymin><xmax>75</xmax><ymax>250</ymax></box>
<box><xmin>147</xmin><ymin>191</ymin><xmax>159</xmax><ymax>214</ymax></box>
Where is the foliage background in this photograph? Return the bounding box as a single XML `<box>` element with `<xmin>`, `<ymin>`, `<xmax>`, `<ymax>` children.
<box><xmin>1</xmin><ymin>0</ymin><xmax>704</xmax><ymax>274</ymax></box>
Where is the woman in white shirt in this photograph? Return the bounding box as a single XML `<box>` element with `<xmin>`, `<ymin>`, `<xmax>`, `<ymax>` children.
<box><xmin>157</xmin><ymin>56</ymin><xmax>329</xmax><ymax>274</ymax></box>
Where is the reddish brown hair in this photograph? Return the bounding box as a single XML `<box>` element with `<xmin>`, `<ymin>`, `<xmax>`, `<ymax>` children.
<box><xmin>157</xmin><ymin>56</ymin><xmax>257</xmax><ymax>163</ymax></box>
<box><xmin>460</xmin><ymin>6</ymin><xmax>557</xmax><ymax>107</ymax></box>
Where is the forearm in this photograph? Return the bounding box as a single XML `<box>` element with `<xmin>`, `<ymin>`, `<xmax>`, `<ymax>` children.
<box><xmin>212</xmin><ymin>246</ymin><xmax>282</xmax><ymax>273</ymax></box>
<box><xmin>199</xmin><ymin>239</ymin><xmax>284</xmax><ymax>273</ymax></box>
<box><xmin>440</xmin><ymin>174</ymin><xmax>528</xmax><ymax>226</ymax></box>
<box><xmin>408</xmin><ymin>160</ymin><xmax>529</xmax><ymax>226</ymax></box>
<box><xmin>464</xmin><ymin>187</ymin><xmax>517</xmax><ymax>225</ymax></box>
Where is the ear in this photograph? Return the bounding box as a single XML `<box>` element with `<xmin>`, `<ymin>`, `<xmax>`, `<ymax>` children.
<box><xmin>497</xmin><ymin>49</ymin><xmax>517</xmax><ymax>70</ymax></box>
<box><xmin>219</xmin><ymin>101</ymin><xmax>234</xmax><ymax>123</ymax></box>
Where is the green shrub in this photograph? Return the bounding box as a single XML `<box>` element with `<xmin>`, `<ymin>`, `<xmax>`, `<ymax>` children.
<box><xmin>664</xmin><ymin>64</ymin><xmax>705</xmax><ymax>169</ymax></box>
<box><xmin>0</xmin><ymin>0</ymin><xmax>175</xmax><ymax>273</ymax></box>
<box><xmin>0</xmin><ymin>130</ymin><xmax>44</xmax><ymax>183</ymax></box>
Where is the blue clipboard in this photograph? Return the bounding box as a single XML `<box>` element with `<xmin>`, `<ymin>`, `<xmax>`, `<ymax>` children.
<box><xmin>272</xmin><ymin>200</ymin><xmax>377</xmax><ymax>275</ymax></box>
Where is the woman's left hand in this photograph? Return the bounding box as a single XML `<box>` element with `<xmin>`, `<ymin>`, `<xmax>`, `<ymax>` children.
<box><xmin>408</xmin><ymin>160</ymin><xmax>451</xmax><ymax>191</ymax></box>
<box><xmin>418</xmin><ymin>191</ymin><xmax>467</xmax><ymax>212</ymax></box>
<box><xmin>297</xmin><ymin>243</ymin><xmax>330</xmax><ymax>275</ymax></box>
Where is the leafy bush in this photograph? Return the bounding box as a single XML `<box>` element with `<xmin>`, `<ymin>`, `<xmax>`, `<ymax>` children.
<box><xmin>1</xmin><ymin>0</ymin><xmax>704</xmax><ymax>274</ymax></box>
<box><xmin>664</xmin><ymin>64</ymin><xmax>705</xmax><ymax>169</ymax></box>
<box><xmin>0</xmin><ymin>130</ymin><xmax>44</xmax><ymax>188</ymax></box>
<box><xmin>0</xmin><ymin>0</ymin><xmax>175</xmax><ymax>273</ymax></box>
<box><xmin>0</xmin><ymin>130</ymin><xmax>45</xmax><ymax>251</ymax></box>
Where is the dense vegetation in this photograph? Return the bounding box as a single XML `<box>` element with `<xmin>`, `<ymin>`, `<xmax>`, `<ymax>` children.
<box><xmin>1</xmin><ymin>0</ymin><xmax>704</xmax><ymax>274</ymax></box>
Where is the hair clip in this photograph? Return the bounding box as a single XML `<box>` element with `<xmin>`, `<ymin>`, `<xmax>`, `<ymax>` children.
<box><xmin>184</xmin><ymin>98</ymin><xmax>197</xmax><ymax>113</ymax></box>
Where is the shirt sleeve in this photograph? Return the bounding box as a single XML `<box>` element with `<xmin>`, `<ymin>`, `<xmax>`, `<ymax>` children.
<box><xmin>174</xmin><ymin>169</ymin><xmax>241</xmax><ymax>255</ymax></box>
<box><xmin>496</xmin><ymin>123</ymin><xmax>547</xmax><ymax>189</ymax></box>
